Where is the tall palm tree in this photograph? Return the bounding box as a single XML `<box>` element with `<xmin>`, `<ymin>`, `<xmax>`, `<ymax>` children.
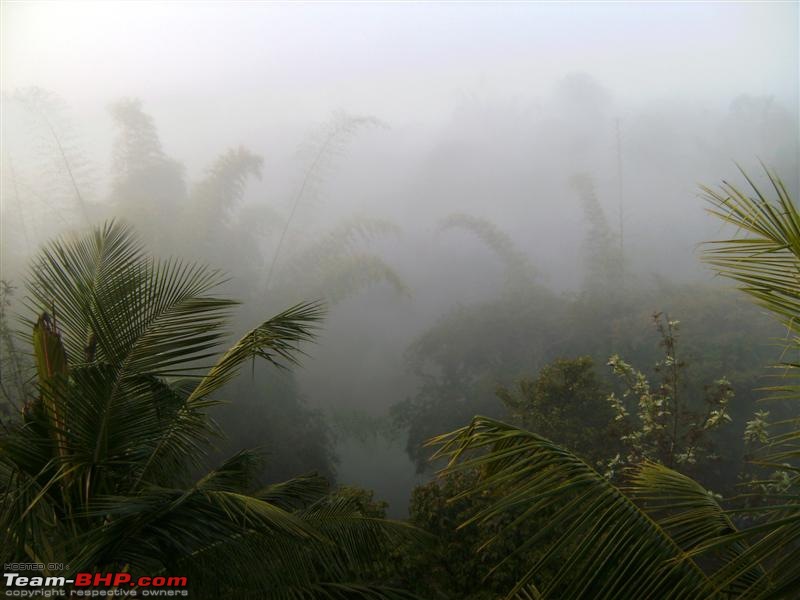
<box><xmin>0</xmin><ymin>221</ymin><xmax>421</xmax><ymax>599</ymax></box>
<box><xmin>428</xmin><ymin>167</ymin><xmax>800</xmax><ymax>599</ymax></box>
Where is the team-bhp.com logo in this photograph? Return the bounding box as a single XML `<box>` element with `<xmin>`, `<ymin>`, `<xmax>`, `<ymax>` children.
<box><xmin>3</xmin><ymin>571</ymin><xmax>188</xmax><ymax>597</ymax></box>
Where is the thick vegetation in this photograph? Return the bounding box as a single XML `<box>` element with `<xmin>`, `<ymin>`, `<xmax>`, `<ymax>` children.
<box><xmin>1</xmin><ymin>112</ymin><xmax>797</xmax><ymax>599</ymax></box>
<box><xmin>423</xmin><ymin>168</ymin><xmax>800</xmax><ymax>598</ymax></box>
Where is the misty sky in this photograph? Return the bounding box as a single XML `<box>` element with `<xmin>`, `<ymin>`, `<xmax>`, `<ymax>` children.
<box><xmin>2</xmin><ymin>1</ymin><xmax>799</xmax><ymax>289</ymax></box>
<box><xmin>4</xmin><ymin>2</ymin><xmax>798</xmax><ymax>122</ymax></box>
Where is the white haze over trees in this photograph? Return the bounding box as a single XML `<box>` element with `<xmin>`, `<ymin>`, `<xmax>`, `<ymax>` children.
<box><xmin>2</xmin><ymin>1</ymin><xmax>798</xmax><ymax>513</ymax></box>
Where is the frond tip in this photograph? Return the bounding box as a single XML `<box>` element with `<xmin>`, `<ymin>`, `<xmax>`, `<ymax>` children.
<box><xmin>701</xmin><ymin>166</ymin><xmax>800</xmax><ymax>333</ymax></box>
<box><xmin>188</xmin><ymin>300</ymin><xmax>326</xmax><ymax>402</ymax></box>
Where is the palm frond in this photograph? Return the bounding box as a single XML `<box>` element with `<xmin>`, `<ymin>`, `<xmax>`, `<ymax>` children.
<box><xmin>699</xmin><ymin>165</ymin><xmax>800</xmax><ymax>598</ymax></box>
<box><xmin>256</xmin><ymin>473</ymin><xmax>330</xmax><ymax>510</ymax></box>
<box><xmin>174</xmin><ymin>491</ymin><xmax>427</xmax><ymax>599</ymax></box>
<box><xmin>132</xmin><ymin>301</ymin><xmax>324</xmax><ymax>488</ymax></box>
<box><xmin>26</xmin><ymin>220</ymin><xmax>146</xmax><ymax>360</ymax></box>
<box><xmin>627</xmin><ymin>461</ymin><xmax>768</xmax><ymax>596</ymax></box>
<box><xmin>682</xmin><ymin>507</ymin><xmax>800</xmax><ymax>599</ymax></box>
<box><xmin>187</xmin><ymin>300</ymin><xmax>325</xmax><ymax>402</ymax></box>
<box><xmin>702</xmin><ymin>166</ymin><xmax>800</xmax><ymax>333</ymax></box>
<box><xmin>71</xmin><ymin>453</ymin><xmax>322</xmax><ymax>573</ymax></box>
<box><xmin>429</xmin><ymin>416</ymin><xmax>714</xmax><ymax>600</ymax></box>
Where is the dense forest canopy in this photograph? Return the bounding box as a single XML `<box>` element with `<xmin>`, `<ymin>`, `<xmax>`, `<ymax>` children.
<box><xmin>1</xmin><ymin>2</ymin><xmax>799</xmax><ymax>598</ymax></box>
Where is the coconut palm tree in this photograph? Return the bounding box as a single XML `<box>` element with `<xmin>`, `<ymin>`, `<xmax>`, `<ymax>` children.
<box><xmin>428</xmin><ymin>167</ymin><xmax>800</xmax><ymax>599</ymax></box>
<box><xmin>0</xmin><ymin>221</ymin><xmax>421</xmax><ymax>599</ymax></box>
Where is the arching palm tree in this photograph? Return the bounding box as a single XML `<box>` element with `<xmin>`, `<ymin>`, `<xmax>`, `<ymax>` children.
<box><xmin>429</xmin><ymin>167</ymin><xmax>800</xmax><ymax>599</ymax></box>
<box><xmin>0</xmin><ymin>221</ymin><xmax>421</xmax><ymax>599</ymax></box>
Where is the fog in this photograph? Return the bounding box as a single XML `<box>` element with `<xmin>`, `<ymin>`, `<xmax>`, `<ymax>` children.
<box><xmin>2</xmin><ymin>2</ymin><xmax>799</xmax><ymax>516</ymax></box>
